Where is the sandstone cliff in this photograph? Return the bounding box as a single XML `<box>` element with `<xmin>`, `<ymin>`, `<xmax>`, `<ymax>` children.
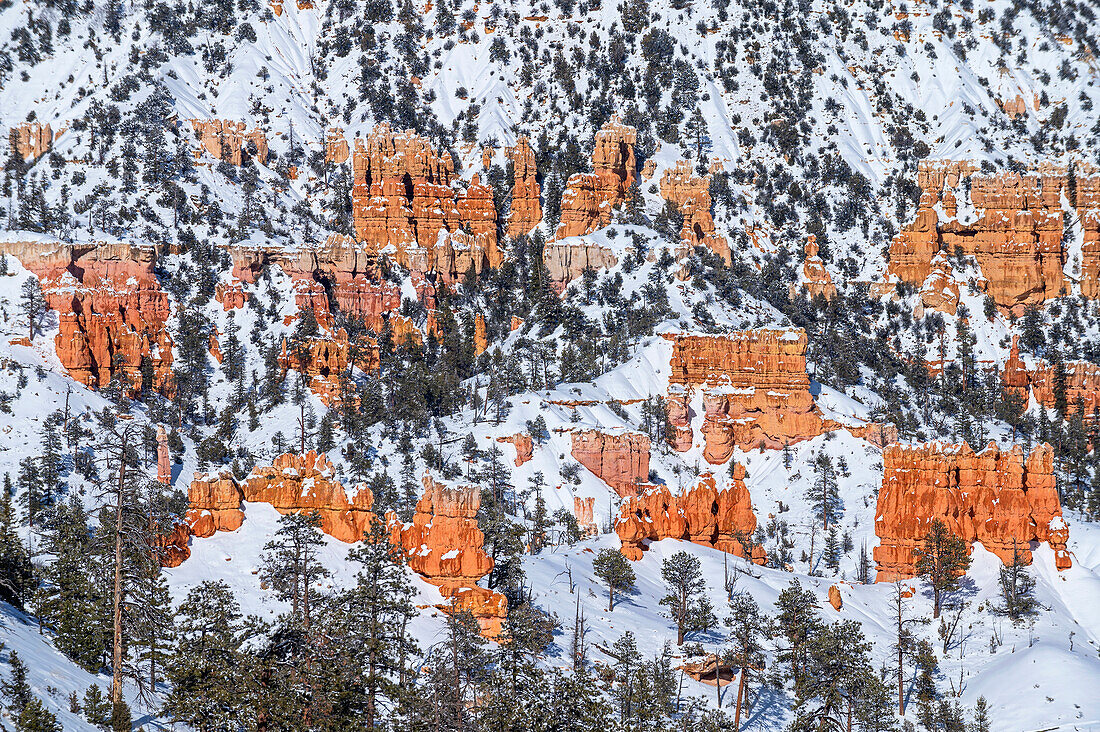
<box><xmin>10</xmin><ymin>121</ymin><xmax>54</xmax><ymax>161</ymax></box>
<box><xmin>554</xmin><ymin>118</ymin><xmax>636</xmax><ymax>239</ymax></box>
<box><xmin>659</xmin><ymin>161</ymin><xmax>730</xmax><ymax>264</ymax></box>
<box><xmin>874</xmin><ymin>441</ymin><xmax>1071</xmax><ymax>582</ymax></box>
<box><xmin>507</xmin><ymin>137</ymin><xmax>542</xmax><ymax>238</ymax></box>
<box><xmin>190</xmin><ymin>119</ymin><xmax>268</xmax><ymax>166</ymax></box>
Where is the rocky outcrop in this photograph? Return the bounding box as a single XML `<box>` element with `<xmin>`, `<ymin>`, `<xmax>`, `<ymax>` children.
<box><xmin>616</xmin><ymin>471</ymin><xmax>765</xmax><ymax>562</ymax></box>
<box><xmin>157</xmin><ymin>426</ymin><xmax>170</xmax><ymax>485</ymax></box>
<box><xmin>791</xmin><ymin>235</ymin><xmax>835</xmax><ymax>300</ymax></box>
<box><xmin>497</xmin><ymin>433</ymin><xmax>533</xmax><ymax>466</ymax></box>
<box><xmin>474</xmin><ymin>314</ymin><xmax>487</xmax><ymax>356</ymax></box>
<box><xmin>554</xmin><ymin>118</ymin><xmax>636</xmax><ymax>239</ymax></box>
<box><xmin>666</xmin><ymin>330</ymin><xmax>825</xmax><ymax>454</ymax></box>
<box><xmin>916</xmin><ymin>252</ymin><xmax>959</xmax><ymax>315</ymax></box>
<box><xmin>325</xmin><ymin>127</ymin><xmax>349</xmax><ymax>165</ymax></box>
<box><xmin>571</xmin><ymin>430</ymin><xmax>650</xmax><ymax>497</ymax></box>
<box><xmin>543</xmin><ymin>239</ymin><xmax>617</xmax><ymax>292</ymax></box>
<box><xmin>186</xmin><ymin>471</ymin><xmax>245</xmax><ymax>538</ymax></box>
<box><xmin>574</xmin><ymin>496</ymin><xmax>597</xmax><ymax>536</ymax></box>
<box><xmin>279</xmin><ymin>328</ymin><xmax>379</xmax><ymax>406</ymax></box>
<box><xmin>507</xmin><ymin>137</ymin><xmax>541</xmax><ymax>237</ymax></box>
<box><xmin>874</xmin><ymin>442</ymin><xmax>1071</xmax><ymax>582</ymax></box>
<box><xmin>190</xmin><ymin>119</ymin><xmax>268</xmax><ymax>166</ymax></box>
<box><xmin>242</xmin><ymin>452</ymin><xmax>375</xmax><ymax>542</ymax></box>
<box><xmin>154</xmin><ymin>524</ymin><xmax>191</xmax><ymax>568</ymax></box>
<box><xmin>828</xmin><ymin>584</ymin><xmax>843</xmax><ymax>611</ymax></box>
<box><xmin>351</xmin><ymin>125</ymin><xmax>501</xmax><ymax>281</ymax></box>
<box><xmin>665</xmin><ymin>387</ymin><xmax>694</xmax><ymax>452</ymax></box>
<box><xmin>659</xmin><ymin>161</ymin><xmax>730</xmax><ymax>263</ymax></box>
<box><xmin>387</xmin><ymin>476</ymin><xmax>507</xmax><ymax>635</ymax></box>
<box><xmin>999</xmin><ymin>334</ymin><xmax>1100</xmax><ymax>417</ymax></box>
<box><xmin>10</xmin><ymin>121</ymin><xmax>53</xmax><ymax>161</ymax></box>
<box><xmin>888</xmin><ymin>163</ymin><xmax>1100</xmax><ymax>312</ymax></box>
<box><xmin>0</xmin><ymin>239</ymin><xmax>174</xmax><ymax>394</ymax></box>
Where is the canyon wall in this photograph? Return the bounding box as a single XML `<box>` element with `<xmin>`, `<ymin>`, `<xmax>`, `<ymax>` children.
<box><xmin>616</xmin><ymin>470</ymin><xmax>765</xmax><ymax>562</ymax></box>
<box><xmin>571</xmin><ymin>429</ymin><xmax>651</xmax><ymax>497</ymax></box>
<box><xmin>874</xmin><ymin>441</ymin><xmax>1071</xmax><ymax>582</ymax></box>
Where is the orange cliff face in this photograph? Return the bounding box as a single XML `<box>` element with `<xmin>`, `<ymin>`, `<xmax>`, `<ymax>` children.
<box><xmin>887</xmin><ymin>162</ymin><xmax>1099</xmax><ymax>312</ymax></box>
<box><xmin>616</xmin><ymin>471</ymin><xmax>766</xmax><ymax>563</ymax></box>
<box><xmin>279</xmin><ymin>328</ymin><xmax>380</xmax><ymax>406</ymax></box>
<box><xmin>874</xmin><ymin>442</ymin><xmax>1071</xmax><ymax>582</ymax></box>
<box><xmin>507</xmin><ymin>136</ymin><xmax>542</xmax><ymax>238</ymax></box>
<box><xmin>554</xmin><ymin>118</ymin><xmax>636</xmax><ymax>240</ymax></box>
<box><xmin>190</xmin><ymin>119</ymin><xmax>269</xmax><ymax>166</ymax></box>
<box><xmin>351</xmin><ymin>125</ymin><xmax>501</xmax><ymax>282</ymax></box>
<box><xmin>1</xmin><ymin>239</ymin><xmax>174</xmax><ymax>395</ymax></box>
<box><xmin>659</xmin><ymin>161</ymin><xmax>730</xmax><ymax>264</ymax></box>
<box><xmin>571</xmin><ymin>429</ymin><xmax>651</xmax><ymax>497</ymax></box>
<box><xmin>665</xmin><ymin>330</ymin><xmax>825</xmax><ymax>456</ymax></box>
<box><xmin>387</xmin><ymin>475</ymin><xmax>507</xmax><ymax>635</ymax></box>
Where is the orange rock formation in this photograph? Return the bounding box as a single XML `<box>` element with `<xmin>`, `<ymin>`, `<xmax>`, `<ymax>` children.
<box><xmin>387</xmin><ymin>475</ymin><xmax>507</xmax><ymax>635</ymax></box>
<box><xmin>10</xmin><ymin>121</ymin><xmax>53</xmax><ymax>161</ymax></box>
<box><xmin>325</xmin><ymin>127</ymin><xmax>349</xmax><ymax>165</ymax></box>
<box><xmin>999</xmin><ymin>334</ymin><xmax>1100</xmax><ymax>417</ymax></box>
<box><xmin>791</xmin><ymin>235</ymin><xmax>835</xmax><ymax>300</ymax></box>
<box><xmin>0</xmin><ymin>239</ymin><xmax>174</xmax><ymax>394</ymax></box>
<box><xmin>574</xmin><ymin>496</ymin><xmax>598</xmax><ymax>536</ymax></box>
<box><xmin>497</xmin><ymin>433</ymin><xmax>533</xmax><ymax>466</ymax></box>
<box><xmin>187</xmin><ymin>471</ymin><xmax>245</xmax><ymax>537</ymax></box>
<box><xmin>351</xmin><ymin>125</ymin><xmax>501</xmax><ymax>281</ymax></box>
<box><xmin>888</xmin><ymin>162</ymin><xmax>1100</xmax><ymax>311</ymax></box>
<box><xmin>507</xmin><ymin>137</ymin><xmax>541</xmax><ymax>237</ymax></box>
<box><xmin>571</xmin><ymin>429</ymin><xmax>651</xmax><ymax>497</ymax></box>
<box><xmin>554</xmin><ymin>118</ymin><xmax>636</xmax><ymax>239</ymax></box>
<box><xmin>917</xmin><ymin>252</ymin><xmax>960</xmax><ymax>315</ymax></box>
<box><xmin>279</xmin><ymin>328</ymin><xmax>379</xmax><ymax>406</ymax></box>
<box><xmin>616</xmin><ymin>471</ymin><xmax>765</xmax><ymax>562</ymax></box>
<box><xmin>874</xmin><ymin>442</ymin><xmax>1071</xmax><ymax>582</ymax></box>
<box><xmin>190</xmin><ymin>119</ymin><xmax>268</xmax><ymax>166</ymax></box>
<box><xmin>665</xmin><ymin>330</ymin><xmax>826</xmax><ymax>454</ymax></box>
<box><xmin>659</xmin><ymin>161</ymin><xmax>730</xmax><ymax>263</ymax></box>
<box><xmin>543</xmin><ymin>239</ymin><xmax>618</xmax><ymax>292</ymax></box>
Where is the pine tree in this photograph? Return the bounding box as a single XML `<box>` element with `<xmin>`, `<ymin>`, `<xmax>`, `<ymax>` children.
<box><xmin>592</xmin><ymin>548</ymin><xmax>636</xmax><ymax>611</ymax></box>
<box><xmin>659</xmin><ymin>551</ymin><xmax>709</xmax><ymax>644</ymax></box>
<box><xmin>914</xmin><ymin>518</ymin><xmax>971</xmax><ymax>618</ymax></box>
<box><xmin>20</xmin><ymin>277</ymin><xmax>46</xmax><ymax>342</ymax></box>
<box><xmin>823</xmin><ymin>527</ymin><xmax>840</xmax><ymax>573</ymax></box>
<box><xmin>970</xmin><ymin>696</ymin><xmax>991</xmax><ymax>732</ymax></box>
<box><xmin>773</xmin><ymin>579</ymin><xmax>824</xmax><ymax>698</ymax></box>
<box><xmin>995</xmin><ymin>541</ymin><xmax>1038</xmax><ymax>621</ymax></box>
<box><xmin>82</xmin><ymin>685</ymin><xmax>110</xmax><ymax>728</ymax></box>
<box><xmin>162</xmin><ymin>581</ymin><xmax>248</xmax><ymax>729</ymax></box>
<box><xmin>259</xmin><ymin>511</ymin><xmax>330</xmax><ymax>629</ymax></box>
<box><xmin>0</xmin><ymin>487</ymin><xmax>34</xmax><ymax>608</ymax></box>
<box><xmin>342</xmin><ymin>521</ymin><xmax>420</xmax><ymax>729</ymax></box>
<box><xmin>725</xmin><ymin>595</ymin><xmax>767</xmax><ymax>731</ymax></box>
<box><xmin>17</xmin><ymin>697</ymin><xmax>61</xmax><ymax>732</ymax></box>
<box><xmin>2</xmin><ymin>651</ymin><xmax>32</xmax><ymax>714</ymax></box>
<box><xmin>807</xmin><ymin>452</ymin><xmax>842</xmax><ymax>532</ymax></box>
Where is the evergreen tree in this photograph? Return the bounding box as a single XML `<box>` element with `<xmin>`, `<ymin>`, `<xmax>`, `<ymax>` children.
<box><xmin>773</xmin><ymin>579</ymin><xmax>824</xmax><ymax>698</ymax></box>
<box><xmin>20</xmin><ymin>277</ymin><xmax>46</xmax><ymax>342</ymax></box>
<box><xmin>725</xmin><ymin>594</ymin><xmax>767</xmax><ymax>731</ymax></box>
<box><xmin>0</xmin><ymin>487</ymin><xmax>34</xmax><ymax>608</ymax></box>
<box><xmin>994</xmin><ymin>541</ymin><xmax>1038</xmax><ymax>621</ymax></box>
<box><xmin>970</xmin><ymin>696</ymin><xmax>991</xmax><ymax>732</ymax></box>
<box><xmin>82</xmin><ymin>685</ymin><xmax>110</xmax><ymax>729</ymax></box>
<box><xmin>259</xmin><ymin>511</ymin><xmax>330</xmax><ymax>629</ymax></box>
<box><xmin>17</xmin><ymin>697</ymin><xmax>61</xmax><ymax>732</ymax></box>
<box><xmin>162</xmin><ymin>581</ymin><xmax>248</xmax><ymax>730</ymax></box>
<box><xmin>659</xmin><ymin>551</ymin><xmax>711</xmax><ymax>644</ymax></box>
<box><xmin>592</xmin><ymin>548</ymin><xmax>636</xmax><ymax>611</ymax></box>
<box><xmin>2</xmin><ymin>651</ymin><xmax>32</xmax><ymax>714</ymax></box>
<box><xmin>807</xmin><ymin>452</ymin><xmax>841</xmax><ymax>532</ymax></box>
<box><xmin>914</xmin><ymin>519</ymin><xmax>971</xmax><ymax>618</ymax></box>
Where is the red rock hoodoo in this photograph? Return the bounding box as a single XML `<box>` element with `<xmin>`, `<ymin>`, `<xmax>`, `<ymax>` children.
<box><xmin>659</xmin><ymin>161</ymin><xmax>730</xmax><ymax>264</ymax></box>
<box><xmin>543</xmin><ymin>238</ymin><xmax>618</xmax><ymax>293</ymax></box>
<box><xmin>351</xmin><ymin>124</ymin><xmax>501</xmax><ymax>282</ymax></box>
<box><xmin>0</xmin><ymin>239</ymin><xmax>174</xmax><ymax>394</ymax></box>
<box><xmin>791</xmin><ymin>235</ymin><xmax>836</xmax><ymax>300</ymax></box>
<box><xmin>190</xmin><ymin>119</ymin><xmax>269</xmax><ymax>166</ymax></box>
<box><xmin>574</xmin><ymin>496</ymin><xmax>598</xmax><ymax>536</ymax></box>
<box><xmin>888</xmin><ymin>162</ymin><xmax>1100</xmax><ymax>312</ymax></box>
<box><xmin>497</xmin><ymin>433</ymin><xmax>533</xmax><ymax>466</ymax></box>
<box><xmin>279</xmin><ymin>328</ymin><xmax>379</xmax><ymax>406</ymax></box>
<box><xmin>571</xmin><ymin>429</ymin><xmax>651</xmax><ymax>497</ymax></box>
<box><xmin>999</xmin><ymin>335</ymin><xmax>1100</xmax><ymax>418</ymax></box>
<box><xmin>616</xmin><ymin>471</ymin><xmax>765</xmax><ymax>563</ymax></box>
<box><xmin>387</xmin><ymin>475</ymin><xmax>507</xmax><ymax>635</ymax></box>
<box><xmin>186</xmin><ymin>470</ymin><xmax>246</xmax><ymax>538</ymax></box>
<box><xmin>507</xmin><ymin>136</ymin><xmax>542</xmax><ymax>238</ymax></box>
<box><xmin>10</xmin><ymin>121</ymin><xmax>54</xmax><ymax>161</ymax></box>
<box><xmin>665</xmin><ymin>330</ymin><xmax>826</xmax><ymax>455</ymax></box>
<box><xmin>554</xmin><ymin>117</ymin><xmax>636</xmax><ymax>239</ymax></box>
<box><xmin>874</xmin><ymin>441</ymin><xmax>1071</xmax><ymax>582</ymax></box>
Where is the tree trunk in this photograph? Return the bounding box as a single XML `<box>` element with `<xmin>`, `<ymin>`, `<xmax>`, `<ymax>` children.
<box><xmin>733</xmin><ymin>669</ymin><xmax>746</xmax><ymax>731</ymax></box>
<box><xmin>608</xmin><ymin>586</ymin><xmax>614</xmax><ymax>612</ymax></box>
<box><xmin>111</xmin><ymin>452</ymin><xmax>125</xmax><ymax>706</ymax></box>
<box><xmin>898</xmin><ymin>641</ymin><xmax>905</xmax><ymax>716</ymax></box>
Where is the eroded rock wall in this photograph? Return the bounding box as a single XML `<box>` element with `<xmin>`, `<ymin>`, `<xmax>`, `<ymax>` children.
<box><xmin>554</xmin><ymin>118</ymin><xmax>636</xmax><ymax>239</ymax></box>
<box><xmin>616</xmin><ymin>471</ymin><xmax>765</xmax><ymax>562</ymax></box>
<box><xmin>874</xmin><ymin>441</ymin><xmax>1071</xmax><ymax>582</ymax></box>
<box><xmin>507</xmin><ymin>136</ymin><xmax>542</xmax><ymax>237</ymax></box>
<box><xmin>659</xmin><ymin>161</ymin><xmax>730</xmax><ymax>264</ymax></box>
<box><xmin>571</xmin><ymin>429</ymin><xmax>650</xmax><ymax>497</ymax></box>
<box><xmin>190</xmin><ymin>119</ymin><xmax>268</xmax><ymax>166</ymax></box>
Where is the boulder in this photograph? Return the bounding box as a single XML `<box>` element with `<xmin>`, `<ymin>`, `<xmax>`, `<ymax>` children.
<box><xmin>828</xmin><ymin>584</ymin><xmax>843</xmax><ymax>611</ymax></box>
